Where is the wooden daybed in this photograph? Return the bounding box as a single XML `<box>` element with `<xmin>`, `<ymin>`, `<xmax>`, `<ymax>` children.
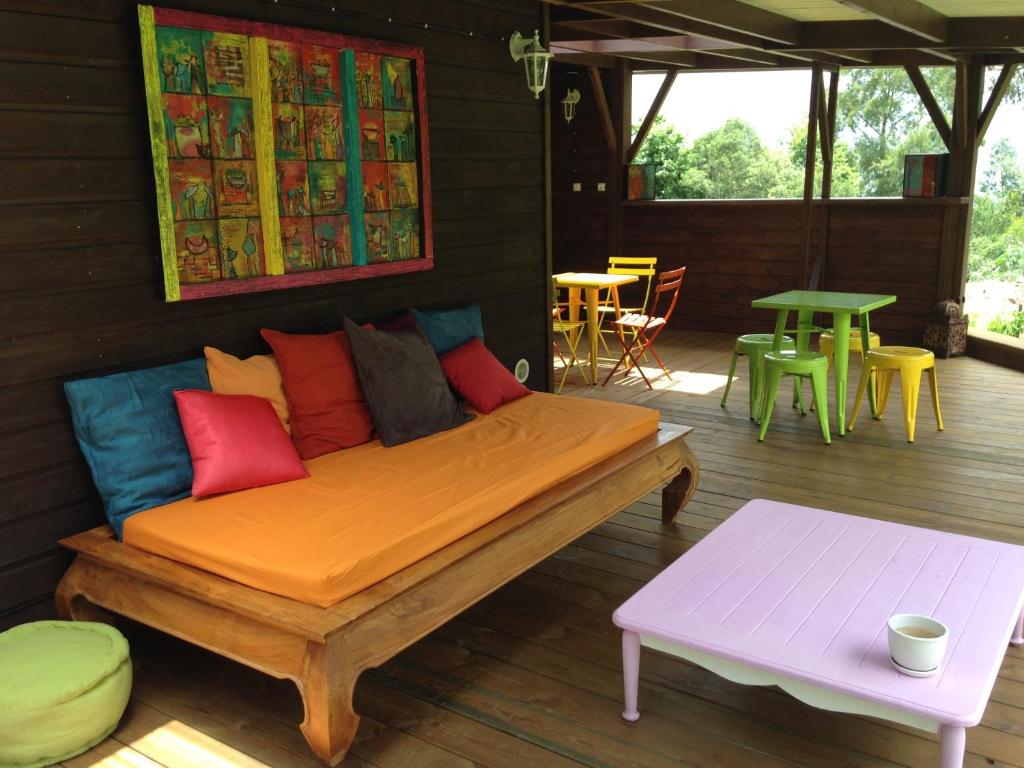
<box><xmin>56</xmin><ymin>421</ymin><xmax>698</xmax><ymax>765</ymax></box>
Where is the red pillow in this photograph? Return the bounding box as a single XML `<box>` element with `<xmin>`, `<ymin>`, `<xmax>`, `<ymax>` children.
<box><xmin>173</xmin><ymin>390</ymin><xmax>309</xmax><ymax>497</ymax></box>
<box><xmin>261</xmin><ymin>328</ymin><xmax>374</xmax><ymax>459</ymax></box>
<box><xmin>439</xmin><ymin>338</ymin><xmax>531</xmax><ymax>414</ymax></box>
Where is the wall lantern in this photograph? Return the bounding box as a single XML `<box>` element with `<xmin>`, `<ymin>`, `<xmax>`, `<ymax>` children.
<box><xmin>561</xmin><ymin>88</ymin><xmax>581</xmax><ymax>123</ymax></box>
<box><xmin>509</xmin><ymin>30</ymin><xmax>552</xmax><ymax>99</ymax></box>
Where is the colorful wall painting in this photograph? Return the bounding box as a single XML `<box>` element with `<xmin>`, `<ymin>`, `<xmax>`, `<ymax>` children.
<box><xmin>139</xmin><ymin>5</ymin><xmax>433</xmax><ymax>301</ymax></box>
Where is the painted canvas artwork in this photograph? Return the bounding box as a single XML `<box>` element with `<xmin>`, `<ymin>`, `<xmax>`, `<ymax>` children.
<box><xmin>273</xmin><ymin>103</ymin><xmax>306</xmax><ymax>160</ymax></box>
<box><xmin>381</xmin><ymin>57</ymin><xmax>413</xmax><ymax>111</ymax></box>
<box><xmin>390</xmin><ymin>209</ymin><xmax>420</xmax><ymax>262</ymax></box>
<box><xmin>140</xmin><ymin>6</ymin><xmax>432</xmax><ymax>300</ymax></box>
<box><xmin>276</xmin><ymin>161</ymin><xmax>310</xmax><ymax>217</ymax></box>
<box><xmin>174</xmin><ymin>220</ymin><xmax>219</xmax><ymax>282</ymax></box>
<box><xmin>303</xmin><ymin>45</ymin><xmax>341</xmax><ymax>106</ymax></box>
<box><xmin>218</xmin><ymin>217</ymin><xmax>265</xmax><ymax>278</ymax></box>
<box><xmin>313</xmin><ymin>215</ymin><xmax>351</xmax><ymax>268</ymax></box>
<box><xmin>306</xmin><ymin>106</ymin><xmax>343</xmax><ymax>160</ymax></box>
<box><xmin>387</xmin><ymin>163</ymin><xmax>417</xmax><ymax>209</ymax></box>
<box><xmin>361</xmin><ymin>163</ymin><xmax>389</xmax><ymax>211</ymax></box>
<box><xmin>354</xmin><ymin>52</ymin><xmax>382</xmax><ymax>109</ymax></box>
<box><xmin>168</xmin><ymin>159</ymin><xmax>216</xmax><ymax>220</ymax></box>
<box><xmin>280</xmin><ymin>217</ymin><xmax>316</xmax><ymax>272</ymax></box>
<box><xmin>268</xmin><ymin>40</ymin><xmax>303</xmax><ymax>103</ymax></box>
<box><xmin>364</xmin><ymin>212</ymin><xmax>390</xmax><ymax>264</ymax></box>
<box><xmin>208</xmin><ymin>96</ymin><xmax>254</xmax><ymax>159</ymax></box>
<box><xmin>384</xmin><ymin>111</ymin><xmax>415</xmax><ymax>162</ymax></box>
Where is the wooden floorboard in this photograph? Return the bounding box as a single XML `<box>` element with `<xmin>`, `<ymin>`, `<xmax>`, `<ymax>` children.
<box><xmin>65</xmin><ymin>330</ymin><xmax>1024</xmax><ymax>767</ymax></box>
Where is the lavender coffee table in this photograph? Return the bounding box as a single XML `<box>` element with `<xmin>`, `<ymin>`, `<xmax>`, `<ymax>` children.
<box><xmin>614</xmin><ymin>499</ymin><xmax>1024</xmax><ymax>767</ymax></box>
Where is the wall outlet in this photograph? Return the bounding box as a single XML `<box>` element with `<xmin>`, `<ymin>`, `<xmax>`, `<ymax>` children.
<box><xmin>514</xmin><ymin>359</ymin><xmax>530</xmax><ymax>383</ymax></box>
<box><xmin>597</xmin><ymin>181</ymin><xmax>606</xmax><ymax>192</ymax></box>
<box><xmin>572</xmin><ymin>182</ymin><xmax>582</xmax><ymax>192</ymax></box>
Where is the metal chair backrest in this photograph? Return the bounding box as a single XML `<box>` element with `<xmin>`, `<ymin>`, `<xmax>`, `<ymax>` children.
<box><xmin>607</xmin><ymin>256</ymin><xmax>658</xmax><ymax>312</ymax></box>
<box><xmin>646</xmin><ymin>267</ymin><xmax>687</xmax><ymax>328</ymax></box>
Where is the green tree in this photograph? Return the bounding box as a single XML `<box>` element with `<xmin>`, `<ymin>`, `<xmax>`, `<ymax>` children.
<box><xmin>632</xmin><ymin>115</ymin><xmax>694</xmax><ymax>199</ymax></box>
<box><xmin>837</xmin><ymin>68</ymin><xmax>949</xmax><ymax>196</ymax></box>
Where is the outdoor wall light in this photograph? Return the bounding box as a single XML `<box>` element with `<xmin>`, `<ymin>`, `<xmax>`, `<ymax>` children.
<box><xmin>509</xmin><ymin>30</ymin><xmax>552</xmax><ymax>99</ymax></box>
<box><xmin>562</xmin><ymin>88</ymin><xmax>581</xmax><ymax>123</ymax></box>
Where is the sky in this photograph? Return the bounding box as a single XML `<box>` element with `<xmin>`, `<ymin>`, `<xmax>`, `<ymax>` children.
<box><xmin>632</xmin><ymin>70</ymin><xmax>1024</xmax><ymax>184</ymax></box>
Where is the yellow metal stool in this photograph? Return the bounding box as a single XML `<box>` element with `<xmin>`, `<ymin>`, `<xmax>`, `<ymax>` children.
<box><xmin>848</xmin><ymin>346</ymin><xmax>944</xmax><ymax>443</ymax></box>
<box><xmin>819</xmin><ymin>328</ymin><xmax>881</xmax><ymax>368</ymax></box>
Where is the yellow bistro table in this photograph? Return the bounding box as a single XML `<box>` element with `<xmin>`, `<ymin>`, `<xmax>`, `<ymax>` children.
<box><xmin>554</xmin><ymin>272</ymin><xmax>639</xmax><ymax>385</ymax></box>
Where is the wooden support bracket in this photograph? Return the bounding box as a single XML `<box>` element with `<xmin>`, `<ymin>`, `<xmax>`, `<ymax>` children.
<box><xmin>627</xmin><ymin>68</ymin><xmax>677</xmax><ymax>164</ymax></box>
<box><xmin>588</xmin><ymin>65</ymin><xmax>617</xmax><ymax>154</ymax></box>
<box><xmin>905</xmin><ymin>64</ymin><xmax>952</xmax><ymax>150</ymax></box>
<box><xmin>978</xmin><ymin>63</ymin><xmax>1019</xmax><ymax>142</ymax></box>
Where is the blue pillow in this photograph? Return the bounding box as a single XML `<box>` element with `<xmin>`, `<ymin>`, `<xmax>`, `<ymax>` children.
<box><xmin>410</xmin><ymin>305</ymin><xmax>484</xmax><ymax>356</ymax></box>
<box><xmin>64</xmin><ymin>359</ymin><xmax>211</xmax><ymax>538</ymax></box>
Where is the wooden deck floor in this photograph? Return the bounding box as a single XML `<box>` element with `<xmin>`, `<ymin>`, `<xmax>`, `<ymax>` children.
<box><xmin>65</xmin><ymin>331</ymin><xmax>1024</xmax><ymax>768</ymax></box>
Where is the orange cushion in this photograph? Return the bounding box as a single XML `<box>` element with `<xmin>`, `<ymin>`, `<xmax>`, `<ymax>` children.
<box><xmin>123</xmin><ymin>392</ymin><xmax>660</xmax><ymax>607</ymax></box>
<box><xmin>204</xmin><ymin>346</ymin><xmax>291</xmax><ymax>435</ymax></box>
<box><xmin>260</xmin><ymin>328</ymin><xmax>374</xmax><ymax>459</ymax></box>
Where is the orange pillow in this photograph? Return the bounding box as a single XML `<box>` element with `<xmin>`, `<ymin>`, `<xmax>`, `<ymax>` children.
<box><xmin>260</xmin><ymin>328</ymin><xmax>374</xmax><ymax>459</ymax></box>
<box><xmin>204</xmin><ymin>346</ymin><xmax>291</xmax><ymax>435</ymax></box>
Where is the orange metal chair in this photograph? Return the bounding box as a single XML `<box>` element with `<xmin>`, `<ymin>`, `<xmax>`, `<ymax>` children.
<box><xmin>602</xmin><ymin>267</ymin><xmax>686</xmax><ymax>389</ymax></box>
<box><xmin>596</xmin><ymin>257</ymin><xmax>659</xmax><ymax>355</ymax></box>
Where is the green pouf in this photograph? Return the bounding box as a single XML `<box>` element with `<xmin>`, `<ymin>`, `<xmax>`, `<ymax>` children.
<box><xmin>0</xmin><ymin>621</ymin><xmax>131</xmax><ymax>768</ymax></box>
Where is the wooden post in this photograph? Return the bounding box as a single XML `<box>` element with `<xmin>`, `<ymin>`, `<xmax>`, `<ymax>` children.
<box><xmin>800</xmin><ymin>64</ymin><xmax>822</xmax><ymax>288</ymax></box>
<box><xmin>937</xmin><ymin>58</ymin><xmax>984</xmax><ymax>303</ymax></box>
<box><xmin>543</xmin><ymin>5</ymin><xmax>554</xmax><ymax>393</ymax></box>
<box><xmin>610</xmin><ymin>59</ymin><xmax>630</xmax><ymax>255</ymax></box>
<box><xmin>809</xmin><ymin>70</ymin><xmax>839</xmax><ymax>291</ymax></box>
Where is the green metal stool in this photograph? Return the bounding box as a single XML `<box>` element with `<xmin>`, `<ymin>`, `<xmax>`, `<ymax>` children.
<box><xmin>758</xmin><ymin>350</ymin><xmax>831</xmax><ymax>445</ymax></box>
<box><xmin>721</xmin><ymin>333</ymin><xmax>795</xmax><ymax>420</ymax></box>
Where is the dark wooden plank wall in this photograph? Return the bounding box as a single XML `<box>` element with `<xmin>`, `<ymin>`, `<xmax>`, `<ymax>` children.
<box><xmin>619</xmin><ymin>200</ymin><xmax>943</xmax><ymax>343</ymax></box>
<box><xmin>551</xmin><ymin>65</ymin><xmax>610</xmax><ymax>272</ymax></box>
<box><xmin>0</xmin><ymin>0</ymin><xmax>546</xmax><ymax>627</ymax></box>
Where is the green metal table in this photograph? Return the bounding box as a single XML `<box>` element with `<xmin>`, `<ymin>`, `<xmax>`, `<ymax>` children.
<box><xmin>751</xmin><ymin>290</ymin><xmax>897</xmax><ymax>436</ymax></box>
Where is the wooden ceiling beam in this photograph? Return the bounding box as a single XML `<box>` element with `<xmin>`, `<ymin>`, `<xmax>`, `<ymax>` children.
<box><xmin>607</xmin><ymin>0</ymin><xmax>802</xmax><ymax>46</ymax></box>
<box><xmin>551</xmin><ymin>51</ymin><xmax>623</xmax><ymax>68</ymax></box>
<box><xmin>557</xmin><ymin>3</ymin><xmax>774</xmax><ymax>49</ymax></box>
<box><xmin>834</xmin><ymin>0</ymin><xmax>948</xmax><ymax>43</ymax></box>
<box><xmin>782</xmin><ymin>18</ymin><xmax>1024</xmax><ymax>51</ymax></box>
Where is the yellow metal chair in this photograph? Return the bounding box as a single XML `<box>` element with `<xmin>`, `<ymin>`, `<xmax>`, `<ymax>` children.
<box><xmin>597</xmin><ymin>257</ymin><xmax>658</xmax><ymax>354</ymax></box>
<box><xmin>818</xmin><ymin>328</ymin><xmax>882</xmax><ymax>370</ymax></box>
<box><xmin>848</xmin><ymin>346</ymin><xmax>944</xmax><ymax>443</ymax></box>
<box><xmin>552</xmin><ymin>280</ymin><xmax>590</xmax><ymax>393</ymax></box>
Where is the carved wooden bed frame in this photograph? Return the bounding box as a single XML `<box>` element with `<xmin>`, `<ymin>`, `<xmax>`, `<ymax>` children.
<box><xmin>56</xmin><ymin>423</ymin><xmax>698</xmax><ymax>765</ymax></box>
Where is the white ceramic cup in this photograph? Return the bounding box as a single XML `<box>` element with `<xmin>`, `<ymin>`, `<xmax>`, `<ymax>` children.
<box><xmin>887</xmin><ymin>613</ymin><xmax>949</xmax><ymax>673</ymax></box>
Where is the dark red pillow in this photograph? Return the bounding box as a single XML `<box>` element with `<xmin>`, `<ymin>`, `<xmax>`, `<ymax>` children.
<box><xmin>375</xmin><ymin>310</ymin><xmax>417</xmax><ymax>332</ymax></box>
<box><xmin>260</xmin><ymin>328</ymin><xmax>374</xmax><ymax>459</ymax></box>
<box><xmin>439</xmin><ymin>338</ymin><xmax>531</xmax><ymax>414</ymax></box>
<box><xmin>173</xmin><ymin>390</ymin><xmax>309</xmax><ymax>497</ymax></box>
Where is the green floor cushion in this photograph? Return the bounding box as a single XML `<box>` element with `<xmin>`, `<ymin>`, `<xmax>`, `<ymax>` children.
<box><xmin>0</xmin><ymin>621</ymin><xmax>131</xmax><ymax>768</ymax></box>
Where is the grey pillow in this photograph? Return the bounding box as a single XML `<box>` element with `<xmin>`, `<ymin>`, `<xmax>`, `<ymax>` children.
<box><xmin>343</xmin><ymin>318</ymin><xmax>473</xmax><ymax>447</ymax></box>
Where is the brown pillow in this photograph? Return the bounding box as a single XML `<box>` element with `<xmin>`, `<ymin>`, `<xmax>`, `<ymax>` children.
<box><xmin>343</xmin><ymin>318</ymin><xmax>473</xmax><ymax>447</ymax></box>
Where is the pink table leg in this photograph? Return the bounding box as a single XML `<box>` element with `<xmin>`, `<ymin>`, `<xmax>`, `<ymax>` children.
<box><xmin>940</xmin><ymin>724</ymin><xmax>966</xmax><ymax>768</ymax></box>
<box><xmin>622</xmin><ymin>630</ymin><xmax>641</xmax><ymax>722</ymax></box>
<box><xmin>1011</xmin><ymin>611</ymin><xmax>1024</xmax><ymax>646</ymax></box>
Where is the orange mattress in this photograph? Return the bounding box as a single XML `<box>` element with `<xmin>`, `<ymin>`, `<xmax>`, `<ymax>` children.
<box><xmin>124</xmin><ymin>392</ymin><xmax>659</xmax><ymax>607</ymax></box>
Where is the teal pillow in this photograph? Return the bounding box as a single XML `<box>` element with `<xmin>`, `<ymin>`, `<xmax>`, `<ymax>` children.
<box><xmin>410</xmin><ymin>305</ymin><xmax>484</xmax><ymax>356</ymax></box>
<box><xmin>64</xmin><ymin>359</ymin><xmax>210</xmax><ymax>538</ymax></box>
